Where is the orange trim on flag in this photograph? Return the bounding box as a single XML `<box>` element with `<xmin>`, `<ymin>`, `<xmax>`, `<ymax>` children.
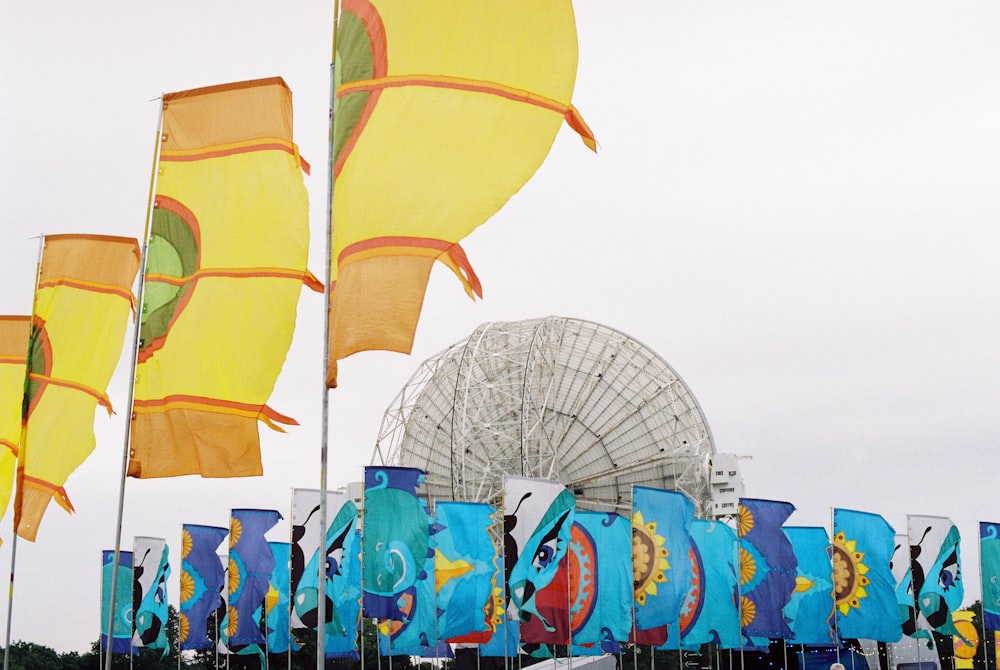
<box><xmin>0</xmin><ymin>356</ymin><xmax>25</xmax><ymax>365</ymax></box>
<box><xmin>338</xmin><ymin>236</ymin><xmax>482</xmax><ymax>298</ymax></box>
<box><xmin>0</xmin><ymin>440</ymin><xmax>17</xmax><ymax>458</ymax></box>
<box><xmin>18</xmin><ymin>472</ymin><xmax>75</xmax><ymax>513</ymax></box>
<box><xmin>159</xmin><ymin>138</ymin><xmax>304</xmax><ymax>164</ymax></box>
<box><xmin>337</xmin><ymin>74</ymin><xmax>597</xmax><ymax>150</ymax></box>
<box><xmin>303</xmin><ymin>270</ymin><xmax>324</xmax><ymax>293</ymax></box>
<box><xmin>133</xmin><ymin>395</ymin><xmax>298</xmax><ymax>428</ymax></box>
<box><xmin>144</xmin><ymin>267</ymin><xmax>314</xmax><ymax>286</ymax></box>
<box><xmin>36</xmin><ymin>277</ymin><xmax>135</xmax><ymax>303</ymax></box>
<box><xmin>26</xmin><ymin>373</ymin><xmax>114</xmax><ymax>416</ymax></box>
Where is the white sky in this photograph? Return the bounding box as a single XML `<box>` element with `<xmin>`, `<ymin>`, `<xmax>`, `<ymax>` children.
<box><xmin>1</xmin><ymin>0</ymin><xmax>999</xmax><ymax>654</ymax></box>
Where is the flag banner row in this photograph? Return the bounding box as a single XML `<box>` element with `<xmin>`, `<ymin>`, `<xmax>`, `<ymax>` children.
<box><xmin>101</xmin><ymin>476</ymin><xmax>1000</xmax><ymax>659</ymax></box>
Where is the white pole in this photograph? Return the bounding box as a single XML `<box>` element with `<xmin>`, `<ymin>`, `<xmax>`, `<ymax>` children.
<box><xmin>3</xmin><ymin>234</ymin><xmax>43</xmax><ymax>670</ymax></box>
<box><xmin>317</xmin><ymin>1</ymin><xmax>341</xmax><ymax>666</ymax></box>
<box><xmin>104</xmin><ymin>101</ymin><xmax>163</xmax><ymax>670</ymax></box>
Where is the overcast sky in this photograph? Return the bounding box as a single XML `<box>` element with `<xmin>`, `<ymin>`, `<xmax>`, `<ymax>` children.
<box><xmin>1</xmin><ymin>0</ymin><xmax>999</xmax><ymax>654</ymax></box>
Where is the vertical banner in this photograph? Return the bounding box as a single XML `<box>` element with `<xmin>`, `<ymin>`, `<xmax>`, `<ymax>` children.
<box><xmin>17</xmin><ymin>234</ymin><xmax>139</xmax><ymax>541</ymax></box>
<box><xmin>435</xmin><ymin>501</ymin><xmax>499</xmax><ymax>642</ymax></box>
<box><xmin>291</xmin><ymin>488</ymin><xmax>362</xmax><ymax>658</ymax></box>
<box><xmin>133</xmin><ymin>536</ymin><xmax>171</xmax><ymax>656</ymax></box>
<box><xmin>228</xmin><ymin>508</ymin><xmax>282</xmax><ymax>646</ymax></box>
<box><xmin>503</xmin><ymin>476</ymin><xmax>575</xmax><ymax>636</ymax></box>
<box><xmin>326</xmin><ymin>0</ymin><xmax>595</xmax><ymax>387</ymax></box>
<box><xmin>179</xmin><ymin>524</ymin><xmax>228</xmax><ymax>650</ymax></box>
<box><xmin>980</xmin><ymin>522</ymin><xmax>1000</xmax><ymax>632</ymax></box>
<box><xmin>130</xmin><ymin>76</ymin><xmax>316</xmax><ymax>479</ymax></box>
<box><xmin>101</xmin><ymin>550</ymin><xmax>136</xmax><ymax>655</ymax></box>
<box><xmin>631</xmin><ymin>486</ymin><xmax>694</xmax><ymax>644</ymax></box>
<box><xmin>908</xmin><ymin>515</ymin><xmax>964</xmax><ymax>637</ymax></box>
<box><xmin>737</xmin><ymin>498</ymin><xmax>796</xmax><ymax>641</ymax></box>
<box><xmin>782</xmin><ymin>526</ymin><xmax>834</xmax><ymax>646</ymax></box>
<box><xmin>265</xmin><ymin>541</ymin><xmax>297</xmax><ymax>655</ymax></box>
<box><xmin>0</xmin><ymin>316</ymin><xmax>29</xmax><ymax>533</ymax></box>
<box><xmin>569</xmin><ymin>511</ymin><xmax>632</xmax><ymax>654</ymax></box>
<box><xmin>682</xmin><ymin>519</ymin><xmax>741</xmax><ymax>649</ymax></box>
<box><xmin>832</xmin><ymin>509</ymin><xmax>902</xmax><ymax>642</ymax></box>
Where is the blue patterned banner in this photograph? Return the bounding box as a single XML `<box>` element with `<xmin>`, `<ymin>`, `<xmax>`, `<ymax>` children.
<box><xmin>908</xmin><ymin>514</ymin><xmax>963</xmax><ymax>637</ymax></box>
<box><xmin>981</xmin><ymin>522</ymin><xmax>1000</xmax><ymax>632</ymax></box>
<box><xmin>133</xmin><ymin>536</ymin><xmax>170</xmax><ymax>657</ymax></box>
<box><xmin>833</xmin><ymin>508</ymin><xmax>902</xmax><ymax>642</ymax></box>
<box><xmin>179</xmin><ymin>524</ymin><xmax>228</xmax><ymax>650</ymax></box>
<box><xmin>101</xmin><ymin>550</ymin><xmax>136</xmax><ymax>655</ymax></box>
<box><xmin>228</xmin><ymin>508</ymin><xmax>282</xmax><ymax>646</ymax></box>
<box><xmin>632</xmin><ymin>487</ymin><xmax>695</xmax><ymax>634</ymax></box>
<box><xmin>266</xmin><ymin>541</ymin><xmax>298</xmax><ymax>654</ymax></box>
<box><xmin>570</xmin><ymin>511</ymin><xmax>631</xmax><ymax>654</ymax></box>
<box><xmin>783</xmin><ymin>526</ymin><xmax>834</xmax><ymax>645</ymax></box>
<box><xmin>682</xmin><ymin>519</ymin><xmax>741</xmax><ymax>649</ymax></box>
<box><xmin>436</xmin><ymin>501</ymin><xmax>498</xmax><ymax>642</ymax></box>
<box><xmin>737</xmin><ymin>498</ymin><xmax>796</xmax><ymax>640</ymax></box>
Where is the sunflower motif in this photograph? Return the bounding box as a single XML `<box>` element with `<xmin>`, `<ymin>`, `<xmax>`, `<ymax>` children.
<box><xmin>179</xmin><ymin>613</ymin><xmax>190</xmax><ymax>642</ymax></box>
<box><xmin>227</xmin><ymin>606</ymin><xmax>239</xmax><ymax>638</ymax></box>
<box><xmin>739</xmin><ymin>546</ymin><xmax>757</xmax><ymax>586</ymax></box>
<box><xmin>737</xmin><ymin>505</ymin><xmax>754</xmax><ymax>537</ymax></box>
<box><xmin>485</xmin><ymin>584</ymin><xmax>505</xmax><ymax>627</ymax></box>
<box><xmin>180</xmin><ymin>570</ymin><xmax>196</xmax><ymax>603</ymax></box>
<box><xmin>740</xmin><ymin>596</ymin><xmax>756</xmax><ymax>626</ymax></box>
<box><xmin>632</xmin><ymin>510</ymin><xmax>670</xmax><ymax>606</ymax></box>
<box><xmin>229</xmin><ymin>518</ymin><xmax>242</xmax><ymax>548</ymax></box>
<box><xmin>228</xmin><ymin>558</ymin><xmax>241</xmax><ymax>595</ymax></box>
<box><xmin>181</xmin><ymin>529</ymin><xmax>192</xmax><ymax>559</ymax></box>
<box><xmin>831</xmin><ymin>530</ymin><xmax>870</xmax><ymax>615</ymax></box>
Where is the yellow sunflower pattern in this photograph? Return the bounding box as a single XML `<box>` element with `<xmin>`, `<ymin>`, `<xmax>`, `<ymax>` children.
<box><xmin>832</xmin><ymin>530</ymin><xmax>870</xmax><ymax>615</ymax></box>
<box><xmin>181</xmin><ymin>529</ymin><xmax>192</xmax><ymax>559</ymax></box>
<box><xmin>180</xmin><ymin>570</ymin><xmax>196</xmax><ymax>603</ymax></box>
<box><xmin>632</xmin><ymin>510</ymin><xmax>670</xmax><ymax>606</ymax></box>
<box><xmin>228</xmin><ymin>558</ymin><xmax>241</xmax><ymax>595</ymax></box>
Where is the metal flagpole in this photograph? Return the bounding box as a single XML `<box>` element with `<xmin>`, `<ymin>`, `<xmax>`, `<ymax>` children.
<box><xmin>831</xmin><ymin>509</ymin><xmax>842</xmax><ymax>665</ymax></box>
<box><xmin>318</xmin><ymin>0</ymin><xmax>342</xmax><ymax>667</ymax></box>
<box><xmin>978</xmin><ymin>525</ymin><xmax>989</xmax><ymax>670</ymax></box>
<box><xmin>3</xmin><ymin>234</ymin><xmax>43</xmax><ymax>670</ymax></box>
<box><xmin>104</xmin><ymin>100</ymin><xmax>163</xmax><ymax>670</ymax></box>
<box><xmin>631</xmin><ymin>485</ymin><xmax>639</xmax><ymax>670</ymax></box>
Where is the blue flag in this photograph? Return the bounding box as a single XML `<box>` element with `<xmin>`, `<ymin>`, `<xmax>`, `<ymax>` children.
<box><xmin>682</xmin><ymin>519</ymin><xmax>741</xmax><ymax>649</ymax></box>
<box><xmin>435</xmin><ymin>501</ymin><xmax>498</xmax><ymax>641</ymax></box>
<box><xmin>101</xmin><ymin>550</ymin><xmax>136</xmax><ymax>655</ymax></box>
<box><xmin>980</xmin><ymin>522</ymin><xmax>1000</xmax><ymax>632</ymax></box>
<box><xmin>569</xmin><ymin>511</ymin><xmax>632</xmax><ymax>654</ymax></box>
<box><xmin>783</xmin><ymin>526</ymin><xmax>834</xmax><ymax>645</ymax></box>
<box><xmin>179</xmin><ymin>524</ymin><xmax>228</xmax><ymax>650</ymax></box>
<box><xmin>228</xmin><ymin>508</ymin><xmax>282</xmax><ymax>646</ymax></box>
<box><xmin>737</xmin><ymin>498</ymin><xmax>796</xmax><ymax>640</ymax></box>
<box><xmin>632</xmin><ymin>487</ymin><xmax>695</xmax><ymax>634</ymax></box>
<box><xmin>833</xmin><ymin>508</ymin><xmax>902</xmax><ymax>642</ymax></box>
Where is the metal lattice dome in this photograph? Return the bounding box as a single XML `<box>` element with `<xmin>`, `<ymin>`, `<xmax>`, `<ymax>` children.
<box><xmin>373</xmin><ymin>316</ymin><xmax>716</xmax><ymax>516</ymax></box>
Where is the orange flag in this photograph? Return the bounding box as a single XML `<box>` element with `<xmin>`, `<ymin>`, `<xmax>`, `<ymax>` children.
<box><xmin>15</xmin><ymin>235</ymin><xmax>139</xmax><ymax>541</ymax></box>
<box><xmin>327</xmin><ymin>0</ymin><xmax>595</xmax><ymax>387</ymax></box>
<box><xmin>128</xmin><ymin>77</ymin><xmax>316</xmax><ymax>479</ymax></box>
<box><xmin>0</xmin><ymin>316</ymin><xmax>30</xmax><ymax>535</ymax></box>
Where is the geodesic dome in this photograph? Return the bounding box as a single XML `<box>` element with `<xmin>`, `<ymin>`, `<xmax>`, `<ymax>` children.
<box><xmin>372</xmin><ymin>316</ymin><xmax>716</xmax><ymax>516</ymax></box>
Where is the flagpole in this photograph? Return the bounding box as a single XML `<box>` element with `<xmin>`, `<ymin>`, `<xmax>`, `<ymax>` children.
<box><xmin>104</xmin><ymin>101</ymin><xmax>163</xmax><ymax>670</ymax></box>
<box><xmin>3</xmin><ymin>234</ymin><xmax>44</xmax><ymax>670</ymax></box>
<box><xmin>630</xmin><ymin>485</ymin><xmax>638</xmax><ymax>670</ymax></box>
<box><xmin>318</xmin><ymin>1</ymin><xmax>342</xmax><ymax>667</ymax></box>
<box><xmin>978</xmin><ymin>524</ymin><xmax>988</xmax><ymax>670</ymax></box>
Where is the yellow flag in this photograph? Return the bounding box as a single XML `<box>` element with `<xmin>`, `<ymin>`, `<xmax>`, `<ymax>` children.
<box><xmin>15</xmin><ymin>235</ymin><xmax>139</xmax><ymax>541</ymax></box>
<box><xmin>0</xmin><ymin>316</ymin><xmax>30</xmax><ymax>532</ymax></box>
<box><xmin>129</xmin><ymin>77</ymin><xmax>316</xmax><ymax>479</ymax></box>
<box><xmin>327</xmin><ymin>0</ymin><xmax>595</xmax><ymax>387</ymax></box>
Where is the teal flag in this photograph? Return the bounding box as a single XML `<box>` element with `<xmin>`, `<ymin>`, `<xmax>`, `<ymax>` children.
<box><xmin>783</xmin><ymin>526</ymin><xmax>834</xmax><ymax>645</ymax></box>
<box><xmin>682</xmin><ymin>519</ymin><xmax>741</xmax><ymax>649</ymax></box>
<box><xmin>436</xmin><ymin>501</ymin><xmax>498</xmax><ymax>642</ymax></box>
<box><xmin>632</xmin><ymin>487</ymin><xmax>695</xmax><ymax>633</ymax></box>
<box><xmin>101</xmin><ymin>550</ymin><xmax>136</xmax><ymax>655</ymax></box>
<box><xmin>833</xmin><ymin>508</ymin><xmax>902</xmax><ymax>642</ymax></box>
<box><xmin>981</xmin><ymin>522</ymin><xmax>1000</xmax><ymax>631</ymax></box>
<box><xmin>569</xmin><ymin>511</ymin><xmax>631</xmax><ymax>653</ymax></box>
<box><xmin>133</xmin><ymin>536</ymin><xmax>171</xmax><ymax>657</ymax></box>
<box><xmin>266</xmin><ymin>541</ymin><xmax>298</xmax><ymax>654</ymax></box>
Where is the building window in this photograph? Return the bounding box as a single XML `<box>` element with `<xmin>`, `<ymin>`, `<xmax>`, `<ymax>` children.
<box><xmin>721</xmin><ymin>502</ymin><xmax>734</xmax><ymax>509</ymax></box>
<box><xmin>728</xmin><ymin>471</ymin><xmax>737</xmax><ymax>476</ymax></box>
<box><xmin>715</xmin><ymin>470</ymin><xmax>724</xmax><ymax>476</ymax></box>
